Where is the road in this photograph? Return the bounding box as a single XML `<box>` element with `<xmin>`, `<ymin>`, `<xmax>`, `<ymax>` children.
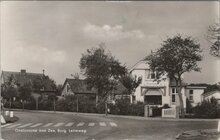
<box><xmin>1</xmin><ymin>111</ymin><xmax>218</xmax><ymax>140</ymax></box>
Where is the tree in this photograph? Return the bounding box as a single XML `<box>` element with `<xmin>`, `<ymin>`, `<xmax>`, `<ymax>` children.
<box><xmin>32</xmin><ymin>75</ymin><xmax>56</xmax><ymax>92</ymax></box>
<box><xmin>120</xmin><ymin>73</ymin><xmax>142</xmax><ymax>95</ymax></box>
<box><xmin>1</xmin><ymin>75</ymin><xmax>18</xmax><ymax>108</ymax></box>
<box><xmin>207</xmin><ymin>23</ymin><xmax>220</xmax><ymax>58</ymax></box>
<box><xmin>18</xmin><ymin>83</ymin><xmax>32</xmax><ymax>110</ymax></box>
<box><xmin>56</xmin><ymin>84</ymin><xmax>63</xmax><ymax>96</ymax></box>
<box><xmin>146</xmin><ymin>35</ymin><xmax>202</xmax><ymax>117</ymax></box>
<box><xmin>79</xmin><ymin>44</ymin><xmax>126</xmax><ymax>115</ymax></box>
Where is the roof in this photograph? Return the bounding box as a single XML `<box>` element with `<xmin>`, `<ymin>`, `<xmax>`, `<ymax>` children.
<box><xmin>2</xmin><ymin>70</ymin><xmax>55</xmax><ymax>91</ymax></box>
<box><xmin>63</xmin><ymin>78</ymin><xmax>97</xmax><ymax>94</ymax></box>
<box><xmin>186</xmin><ymin>86</ymin><xmax>207</xmax><ymax>89</ymax></box>
<box><xmin>170</xmin><ymin>81</ymin><xmax>188</xmax><ymax>87</ymax></box>
<box><xmin>2</xmin><ymin>70</ymin><xmax>43</xmax><ymax>85</ymax></box>
<box><xmin>63</xmin><ymin>78</ymin><xmax>127</xmax><ymax>95</ymax></box>
<box><xmin>202</xmin><ymin>90</ymin><xmax>220</xmax><ymax>97</ymax></box>
<box><xmin>113</xmin><ymin>81</ymin><xmax>128</xmax><ymax>95</ymax></box>
<box><xmin>129</xmin><ymin>58</ymin><xmax>149</xmax><ymax>72</ymax></box>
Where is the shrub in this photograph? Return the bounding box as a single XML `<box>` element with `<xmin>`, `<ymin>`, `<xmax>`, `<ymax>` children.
<box><xmin>193</xmin><ymin>97</ymin><xmax>220</xmax><ymax>118</ymax></box>
<box><xmin>129</xmin><ymin>101</ymin><xmax>144</xmax><ymax>116</ymax></box>
<box><xmin>108</xmin><ymin>98</ymin><xmax>144</xmax><ymax>116</ymax></box>
<box><xmin>186</xmin><ymin>98</ymin><xmax>193</xmax><ymax>114</ymax></box>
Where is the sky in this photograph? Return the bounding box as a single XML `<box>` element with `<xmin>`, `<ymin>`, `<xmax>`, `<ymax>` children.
<box><xmin>1</xmin><ymin>1</ymin><xmax>219</xmax><ymax>85</ymax></box>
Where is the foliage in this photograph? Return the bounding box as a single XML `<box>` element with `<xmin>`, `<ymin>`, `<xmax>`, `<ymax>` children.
<box><xmin>1</xmin><ymin>75</ymin><xmax>18</xmax><ymax>100</ymax></box>
<box><xmin>32</xmin><ymin>75</ymin><xmax>57</xmax><ymax>91</ymax></box>
<box><xmin>108</xmin><ymin>98</ymin><xmax>144</xmax><ymax>116</ymax></box>
<box><xmin>145</xmin><ymin>35</ymin><xmax>202</xmax><ymax>117</ymax></box>
<box><xmin>2</xmin><ymin>86</ymin><xmax>18</xmax><ymax>100</ymax></box>
<box><xmin>18</xmin><ymin>83</ymin><xmax>33</xmax><ymax>101</ymax></box>
<box><xmin>207</xmin><ymin>23</ymin><xmax>220</xmax><ymax>58</ymax></box>
<box><xmin>204</xmin><ymin>84</ymin><xmax>220</xmax><ymax>93</ymax></box>
<box><xmin>56</xmin><ymin>84</ymin><xmax>63</xmax><ymax>96</ymax></box>
<box><xmin>186</xmin><ymin>98</ymin><xmax>193</xmax><ymax>113</ymax></box>
<box><xmin>79</xmin><ymin>44</ymin><xmax>127</xmax><ymax>101</ymax></box>
<box><xmin>193</xmin><ymin>97</ymin><xmax>220</xmax><ymax>118</ymax></box>
<box><xmin>120</xmin><ymin>73</ymin><xmax>142</xmax><ymax>95</ymax></box>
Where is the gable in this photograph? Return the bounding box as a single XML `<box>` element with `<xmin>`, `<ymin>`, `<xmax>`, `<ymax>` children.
<box><xmin>129</xmin><ymin>60</ymin><xmax>150</xmax><ymax>72</ymax></box>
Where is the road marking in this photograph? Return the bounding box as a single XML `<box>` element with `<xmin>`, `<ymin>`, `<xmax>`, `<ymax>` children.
<box><xmin>18</xmin><ymin>123</ymin><xmax>33</xmax><ymax>128</ymax></box>
<box><xmin>77</xmin><ymin>122</ymin><xmax>85</xmax><ymax>127</ymax></box>
<box><xmin>30</xmin><ymin>123</ymin><xmax>43</xmax><ymax>128</ymax></box>
<box><xmin>6</xmin><ymin>123</ymin><xmax>22</xmax><ymax>128</ymax></box>
<box><xmin>65</xmin><ymin>122</ymin><xmax>74</xmax><ymax>127</ymax></box>
<box><xmin>99</xmin><ymin>122</ymin><xmax>106</xmax><ymax>126</ymax></box>
<box><xmin>54</xmin><ymin>123</ymin><xmax>64</xmax><ymax>127</ymax></box>
<box><xmin>109</xmin><ymin>122</ymin><xmax>117</xmax><ymax>127</ymax></box>
<box><xmin>1</xmin><ymin>123</ymin><xmax>12</xmax><ymax>128</ymax></box>
<box><xmin>42</xmin><ymin>123</ymin><xmax>53</xmax><ymax>127</ymax></box>
<box><xmin>88</xmin><ymin>123</ymin><xmax>95</xmax><ymax>126</ymax></box>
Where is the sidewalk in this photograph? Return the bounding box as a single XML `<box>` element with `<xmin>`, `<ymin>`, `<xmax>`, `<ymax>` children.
<box><xmin>176</xmin><ymin>129</ymin><xmax>220</xmax><ymax>140</ymax></box>
<box><xmin>8</xmin><ymin>108</ymin><xmax>220</xmax><ymax>122</ymax></box>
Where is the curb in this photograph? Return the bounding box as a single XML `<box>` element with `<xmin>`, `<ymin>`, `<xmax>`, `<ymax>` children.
<box><xmin>176</xmin><ymin>129</ymin><xmax>220</xmax><ymax>139</ymax></box>
<box><xmin>8</xmin><ymin>109</ymin><xmax>220</xmax><ymax>122</ymax></box>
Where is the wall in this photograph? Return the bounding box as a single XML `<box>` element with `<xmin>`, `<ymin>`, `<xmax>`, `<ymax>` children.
<box><xmin>130</xmin><ymin>61</ymin><xmax>170</xmax><ymax>106</ymax></box>
<box><xmin>185</xmin><ymin>88</ymin><xmax>205</xmax><ymax>106</ymax></box>
<box><xmin>61</xmin><ymin>83</ymin><xmax>74</xmax><ymax>97</ymax></box>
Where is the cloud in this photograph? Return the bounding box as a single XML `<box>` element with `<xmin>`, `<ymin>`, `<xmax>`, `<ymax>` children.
<box><xmin>1</xmin><ymin>43</ymin><xmax>68</xmax><ymax>70</ymax></box>
<box><xmin>83</xmin><ymin>23</ymin><xmax>145</xmax><ymax>41</ymax></box>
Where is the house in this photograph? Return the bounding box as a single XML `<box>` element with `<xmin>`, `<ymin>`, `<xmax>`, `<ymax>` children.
<box><xmin>61</xmin><ymin>78</ymin><xmax>128</xmax><ymax>102</ymax></box>
<box><xmin>202</xmin><ymin>90</ymin><xmax>220</xmax><ymax>104</ymax></box>
<box><xmin>129</xmin><ymin>60</ymin><xmax>206</xmax><ymax>109</ymax></box>
<box><xmin>61</xmin><ymin>78</ymin><xmax>97</xmax><ymax>98</ymax></box>
<box><xmin>1</xmin><ymin>69</ymin><xmax>56</xmax><ymax>101</ymax></box>
<box><xmin>185</xmin><ymin>85</ymin><xmax>207</xmax><ymax>106</ymax></box>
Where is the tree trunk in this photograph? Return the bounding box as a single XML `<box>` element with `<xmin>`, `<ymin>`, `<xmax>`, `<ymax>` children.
<box><xmin>76</xmin><ymin>95</ymin><xmax>79</xmax><ymax>113</ymax></box>
<box><xmin>95</xmin><ymin>94</ymin><xmax>98</xmax><ymax>107</ymax></box>
<box><xmin>53</xmin><ymin>98</ymin><xmax>56</xmax><ymax>112</ymax></box>
<box><xmin>105</xmin><ymin>100</ymin><xmax>108</xmax><ymax>116</ymax></box>
<box><xmin>176</xmin><ymin>78</ymin><xmax>185</xmax><ymax>118</ymax></box>
<box><xmin>36</xmin><ymin>98</ymin><xmax>38</xmax><ymax>110</ymax></box>
<box><xmin>22</xmin><ymin>100</ymin><xmax>24</xmax><ymax>111</ymax></box>
<box><xmin>9</xmin><ymin>98</ymin><xmax>12</xmax><ymax>109</ymax></box>
<box><xmin>105</xmin><ymin>93</ymin><xmax>108</xmax><ymax>116</ymax></box>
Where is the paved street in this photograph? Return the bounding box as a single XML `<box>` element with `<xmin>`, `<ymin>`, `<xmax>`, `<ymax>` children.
<box><xmin>1</xmin><ymin>111</ymin><xmax>218</xmax><ymax>140</ymax></box>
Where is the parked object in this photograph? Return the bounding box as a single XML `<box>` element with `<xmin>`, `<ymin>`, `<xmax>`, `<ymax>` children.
<box><xmin>9</xmin><ymin>111</ymin><xmax>13</xmax><ymax>118</ymax></box>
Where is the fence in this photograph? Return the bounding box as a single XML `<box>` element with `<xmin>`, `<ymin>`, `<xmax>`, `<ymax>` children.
<box><xmin>162</xmin><ymin>107</ymin><xmax>176</xmax><ymax>118</ymax></box>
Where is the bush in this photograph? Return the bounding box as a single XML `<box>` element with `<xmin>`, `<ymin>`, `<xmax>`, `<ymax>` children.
<box><xmin>108</xmin><ymin>98</ymin><xmax>144</xmax><ymax>116</ymax></box>
<box><xmin>129</xmin><ymin>101</ymin><xmax>144</xmax><ymax>116</ymax></box>
<box><xmin>193</xmin><ymin>97</ymin><xmax>220</xmax><ymax>118</ymax></box>
<box><xmin>186</xmin><ymin>98</ymin><xmax>193</xmax><ymax>114</ymax></box>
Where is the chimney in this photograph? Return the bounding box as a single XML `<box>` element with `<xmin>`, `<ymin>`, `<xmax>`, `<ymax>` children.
<box><xmin>20</xmin><ymin>69</ymin><xmax>26</xmax><ymax>74</ymax></box>
<box><xmin>43</xmin><ymin>69</ymin><xmax>45</xmax><ymax>75</ymax></box>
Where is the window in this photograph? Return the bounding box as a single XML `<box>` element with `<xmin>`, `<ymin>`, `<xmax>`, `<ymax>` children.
<box><xmin>66</xmin><ymin>84</ymin><xmax>70</xmax><ymax>93</ymax></box>
<box><xmin>172</xmin><ymin>88</ymin><xmax>176</xmax><ymax>94</ymax></box>
<box><xmin>132</xmin><ymin>95</ymin><xmax>136</xmax><ymax>103</ymax></box>
<box><xmin>145</xmin><ymin>70</ymin><xmax>149</xmax><ymax>80</ymax></box>
<box><xmin>171</xmin><ymin>88</ymin><xmax>177</xmax><ymax>103</ymax></box>
<box><xmin>146</xmin><ymin>70</ymin><xmax>157</xmax><ymax>80</ymax></box>
<box><xmin>189</xmin><ymin>90</ymin><xmax>193</xmax><ymax>101</ymax></box>
<box><xmin>172</xmin><ymin>94</ymin><xmax>175</xmax><ymax>103</ymax></box>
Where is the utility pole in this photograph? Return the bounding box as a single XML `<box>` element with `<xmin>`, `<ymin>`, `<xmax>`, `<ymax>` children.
<box><xmin>36</xmin><ymin>97</ymin><xmax>38</xmax><ymax>110</ymax></box>
<box><xmin>76</xmin><ymin>94</ymin><xmax>79</xmax><ymax>113</ymax></box>
<box><xmin>53</xmin><ymin>97</ymin><xmax>56</xmax><ymax>112</ymax></box>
